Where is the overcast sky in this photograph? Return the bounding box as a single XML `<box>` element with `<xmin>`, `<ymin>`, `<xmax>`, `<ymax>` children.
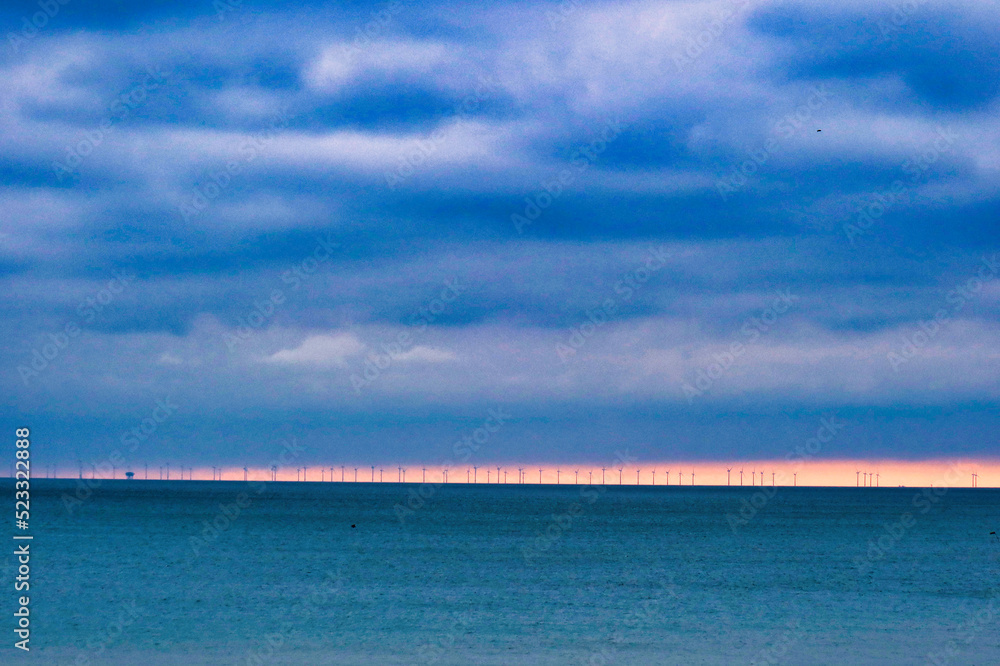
<box><xmin>3</xmin><ymin>0</ymin><xmax>998</xmax><ymax>468</ymax></box>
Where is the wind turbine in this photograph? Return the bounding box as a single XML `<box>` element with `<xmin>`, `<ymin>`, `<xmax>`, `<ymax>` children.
<box><xmin>165</xmin><ymin>463</ymin><xmax>170</xmax><ymax>480</ymax></box>
<box><xmin>422</xmin><ymin>467</ymin><xmax>427</xmax><ymax>483</ymax></box>
<box><xmin>443</xmin><ymin>468</ymin><xmax>449</xmax><ymax>483</ymax></box>
<box><xmin>727</xmin><ymin>468</ymin><xmax>732</xmax><ymax>486</ymax></box>
<box><xmin>399</xmin><ymin>466</ymin><xmax>403</xmax><ymax>483</ymax></box>
<box><xmin>379</xmin><ymin>468</ymin><xmax>383</xmax><ymax>482</ymax></box>
<box><xmin>863</xmin><ymin>472</ymin><xmax>867</xmax><ymax>486</ymax></box>
<box><xmin>473</xmin><ymin>466</ymin><xmax>478</xmax><ymax>483</ymax></box>
<box><xmin>144</xmin><ymin>463</ymin><xmax>148</xmax><ymax>480</ymax></box>
<box><xmin>602</xmin><ymin>467</ymin><xmax>606</xmax><ymax>484</ymax></box>
<box><xmin>518</xmin><ymin>467</ymin><xmax>524</xmax><ymax>484</ymax></box>
<box><xmin>637</xmin><ymin>469</ymin><xmax>641</xmax><ymax>485</ymax></box>
<box><xmin>296</xmin><ymin>468</ymin><xmax>300</xmax><ymax>482</ymax></box>
<box><xmin>341</xmin><ymin>466</ymin><xmax>345</xmax><ymax>482</ymax></box>
<box><xmin>575</xmin><ymin>470</ymin><xmax>579</xmax><ymax>484</ymax></box>
<box><xmin>589</xmin><ymin>470</ymin><xmax>593</xmax><ymax>484</ymax></box>
<box><xmin>401</xmin><ymin>468</ymin><xmax>406</xmax><ymax>482</ymax></box>
<box><xmin>652</xmin><ymin>469</ymin><xmax>656</xmax><ymax>485</ymax></box>
<box><xmin>539</xmin><ymin>468</ymin><xmax>543</xmax><ymax>484</ymax></box>
<box><xmin>271</xmin><ymin>465</ymin><xmax>277</xmax><ymax>482</ymax></box>
<box><xmin>666</xmin><ymin>469</ymin><xmax>670</xmax><ymax>485</ymax></box>
<box><xmin>679</xmin><ymin>470</ymin><xmax>683</xmax><ymax>485</ymax></box>
<box><xmin>772</xmin><ymin>471</ymin><xmax>775</xmax><ymax>487</ymax></box>
<box><xmin>244</xmin><ymin>466</ymin><xmax>248</xmax><ymax>482</ymax></box>
<box><xmin>497</xmin><ymin>466</ymin><xmax>501</xmax><ymax>483</ymax></box>
<box><xmin>856</xmin><ymin>470</ymin><xmax>860</xmax><ymax>487</ymax></box>
<box><xmin>303</xmin><ymin>467</ymin><xmax>308</xmax><ymax>482</ymax></box>
<box><xmin>875</xmin><ymin>472</ymin><xmax>879</xmax><ymax>488</ymax></box>
<box><xmin>691</xmin><ymin>471</ymin><xmax>695</xmax><ymax>485</ymax></box>
<box><xmin>487</xmin><ymin>469</ymin><xmax>491</xmax><ymax>483</ymax></box>
<box><xmin>618</xmin><ymin>467</ymin><xmax>623</xmax><ymax>485</ymax></box>
<box><xmin>739</xmin><ymin>468</ymin><xmax>743</xmax><ymax>486</ymax></box>
<box><xmin>322</xmin><ymin>469</ymin><xmax>325</xmax><ymax>482</ymax></box>
<box><xmin>212</xmin><ymin>466</ymin><xmax>217</xmax><ymax>481</ymax></box>
<box><xmin>504</xmin><ymin>469</ymin><xmax>507</xmax><ymax>483</ymax></box>
<box><xmin>793</xmin><ymin>472</ymin><xmax>797</xmax><ymax>486</ymax></box>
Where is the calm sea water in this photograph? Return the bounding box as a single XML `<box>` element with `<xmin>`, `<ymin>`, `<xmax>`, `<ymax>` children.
<box><xmin>6</xmin><ymin>480</ymin><xmax>999</xmax><ymax>664</ymax></box>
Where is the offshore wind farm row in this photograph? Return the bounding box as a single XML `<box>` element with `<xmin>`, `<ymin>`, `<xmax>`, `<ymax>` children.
<box><xmin>28</xmin><ymin>461</ymin><xmax>992</xmax><ymax>487</ymax></box>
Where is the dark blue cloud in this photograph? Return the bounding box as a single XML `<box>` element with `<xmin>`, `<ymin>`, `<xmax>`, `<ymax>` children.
<box><xmin>750</xmin><ymin>3</ymin><xmax>1000</xmax><ymax>109</ymax></box>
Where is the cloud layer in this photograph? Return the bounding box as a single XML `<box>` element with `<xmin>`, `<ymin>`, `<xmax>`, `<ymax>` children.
<box><xmin>2</xmin><ymin>0</ymin><xmax>998</xmax><ymax>466</ymax></box>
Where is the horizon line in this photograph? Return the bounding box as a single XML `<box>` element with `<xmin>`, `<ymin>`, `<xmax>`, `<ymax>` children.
<box><xmin>20</xmin><ymin>457</ymin><xmax>999</xmax><ymax>488</ymax></box>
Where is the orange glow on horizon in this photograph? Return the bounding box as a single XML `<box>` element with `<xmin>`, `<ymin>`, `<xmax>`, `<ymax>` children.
<box><xmin>88</xmin><ymin>459</ymin><xmax>1000</xmax><ymax>487</ymax></box>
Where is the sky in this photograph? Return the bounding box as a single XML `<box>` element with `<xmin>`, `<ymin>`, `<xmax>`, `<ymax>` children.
<box><xmin>2</xmin><ymin>0</ymin><xmax>998</xmax><ymax>474</ymax></box>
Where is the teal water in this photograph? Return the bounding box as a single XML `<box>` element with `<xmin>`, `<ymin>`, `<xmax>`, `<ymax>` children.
<box><xmin>5</xmin><ymin>480</ymin><xmax>999</xmax><ymax>664</ymax></box>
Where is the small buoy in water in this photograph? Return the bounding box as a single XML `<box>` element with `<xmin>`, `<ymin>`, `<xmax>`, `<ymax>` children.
<box><xmin>351</xmin><ymin>524</ymin><xmax>356</xmax><ymax>528</ymax></box>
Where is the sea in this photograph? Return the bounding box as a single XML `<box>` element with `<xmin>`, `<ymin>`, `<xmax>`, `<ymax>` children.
<box><xmin>5</xmin><ymin>480</ymin><xmax>999</xmax><ymax>664</ymax></box>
